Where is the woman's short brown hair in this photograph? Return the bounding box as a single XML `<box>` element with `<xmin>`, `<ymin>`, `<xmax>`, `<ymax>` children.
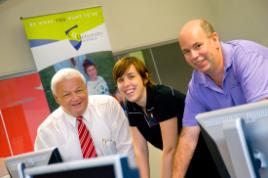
<box><xmin>112</xmin><ymin>56</ymin><xmax>155</xmax><ymax>87</ymax></box>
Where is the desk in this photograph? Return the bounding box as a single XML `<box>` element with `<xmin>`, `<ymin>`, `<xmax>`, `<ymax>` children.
<box><xmin>0</xmin><ymin>158</ymin><xmax>9</xmax><ymax>178</ymax></box>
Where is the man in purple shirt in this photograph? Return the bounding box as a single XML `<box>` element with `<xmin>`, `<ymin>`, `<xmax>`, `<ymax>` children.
<box><xmin>172</xmin><ymin>19</ymin><xmax>268</xmax><ymax>178</ymax></box>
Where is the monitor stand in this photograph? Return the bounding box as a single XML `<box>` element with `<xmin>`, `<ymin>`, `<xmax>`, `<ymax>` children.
<box><xmin>222</xmin><ymin>118</ymin><xmax>258</xmax><ymax>178</ymax></box>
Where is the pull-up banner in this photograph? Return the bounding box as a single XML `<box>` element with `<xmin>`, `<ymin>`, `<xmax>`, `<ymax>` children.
<box><xmin>22</xmin><ymin>6</ymin><xmax>111</xmax><ymax>71</ymax></box>
<box><xmin>21</xmin><ymin>7</ymin><xmax>116</xmax><ymax>111</ymax></box>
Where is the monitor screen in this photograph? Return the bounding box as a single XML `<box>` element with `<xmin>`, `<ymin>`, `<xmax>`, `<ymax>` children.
<box><xmin>5</xmin><ymin>147</ymin><xmax>62</xmax><ymax>178</ymax></box>
<box><xmin>196</xmin><ymin>100</ymin><xmax>268</xmax><ymax>178</ymax></box>
<box><xmin>27</xmin><ymin>164</ymin><xmax>115</xmax><ymax>178</ymax></box>
<box><xmin>24</xmin><ymin>154</ymin><xmax>139</xmax><ymax>178</ymax></box>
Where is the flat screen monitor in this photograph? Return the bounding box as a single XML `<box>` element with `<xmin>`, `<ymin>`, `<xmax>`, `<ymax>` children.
<box><xmin>196</xmin><ymin>100</ymin><xmax>268</xmax><ymax>178</ymax></box>
<box><xmin>4</xmin><ymin>147</ymin><xmax>62</xmax><ymax>178</ymax></box>
<box><xmin>24</xmin><ymin>154</ymin><xmax>139</xmax><ymax>178</ymax></box>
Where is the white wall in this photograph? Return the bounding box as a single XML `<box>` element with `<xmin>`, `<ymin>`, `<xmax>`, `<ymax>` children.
<box><xmin>208</xmin><ymin>0</ymin><xmax>268</xmax><ymax>46</ymax></box>
<box><xmin>0</xmin><ymin>0</ymin><xmax>214</xmax><ymax>77</ymax></box>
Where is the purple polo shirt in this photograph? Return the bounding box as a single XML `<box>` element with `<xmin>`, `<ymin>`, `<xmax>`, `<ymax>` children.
<box><xmin>183</xmin><ymin>40</ymin><xmax>268</xmax><ymax>126</ymax></box>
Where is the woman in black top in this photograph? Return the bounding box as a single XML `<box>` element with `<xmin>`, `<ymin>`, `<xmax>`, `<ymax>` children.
<box><xmin>112</xmin><ymin>56</ymin><xmax>185</xmax><ymax>178</ymax></box>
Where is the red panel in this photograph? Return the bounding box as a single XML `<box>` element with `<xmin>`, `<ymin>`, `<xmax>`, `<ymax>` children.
<box><xmin>23</xmin><ymin>94</ymin><xmax>50</xmax><ymax>145</ymax></box>
<box><xmin>0</xmin><ymin>113</ymin><xmax>11</xmax><ymax>157</ymax></box>
<box><xmin>0</xmin><ymin>73</ymin><xmax>50</xmax><ymax>156</ymax></box>
<box><xmin>2</xmin><ymin>105</ymin><xmax>33</xmax><ymax>155</ymax></box>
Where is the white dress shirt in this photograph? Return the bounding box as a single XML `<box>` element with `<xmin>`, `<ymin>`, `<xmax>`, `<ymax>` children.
<box><xmin>35</xmin><ymin>95</ymin><xmax>135</xmax><ymax>165</ymax></box>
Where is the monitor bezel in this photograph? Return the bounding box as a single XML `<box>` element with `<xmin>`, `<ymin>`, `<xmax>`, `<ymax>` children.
<box><xmin>24</xmin><ymin>155</ymin><xmax>126</xmax><ymax>178</ymax></box>
<box><xmin>4</xmin><ymin>147</ymin><xmax>62</xmax><ymax>178</ymax></box>
<box><xmin>196</xmin><ymin>100</ymin><xmax>268</xmax><ymax>178</ymax></box>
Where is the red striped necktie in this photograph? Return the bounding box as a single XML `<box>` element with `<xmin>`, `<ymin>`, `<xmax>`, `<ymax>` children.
<box><xmin>77</xmin><ymin>116</ymin><xmax>97</xmax><ymax>158</ymax></box>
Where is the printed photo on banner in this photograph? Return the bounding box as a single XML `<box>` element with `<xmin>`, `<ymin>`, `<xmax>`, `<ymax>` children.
<box><xmin>39</xmin><ymin>52</ymin><xmax>116</xmax><ymax>112</ymax></box>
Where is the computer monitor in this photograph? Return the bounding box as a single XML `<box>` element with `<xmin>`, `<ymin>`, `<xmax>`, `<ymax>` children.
<box><xmin>24</xmin><ymin>154</ymin><xmax>139</xmax><ymax>178</ymax></box>
<box><xmin>196</xmin><ymin>100</ymin><xmax>268</xmax><ymax>178</ymax></box>
<box><xmin>4</xmin><ymin>147</ymin><xmax>62</xmax><ymax>178</ymax></box>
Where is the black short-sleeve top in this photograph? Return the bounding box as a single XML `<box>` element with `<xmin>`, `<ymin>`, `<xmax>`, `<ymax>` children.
<box><xmin>125</xmin><ymin>85</ymin><xmax>185</xmax><ymax>150</ymax></box>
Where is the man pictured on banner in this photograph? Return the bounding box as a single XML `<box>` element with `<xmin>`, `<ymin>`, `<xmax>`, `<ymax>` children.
<box><xmin>35</xmin><ymin>68</ymin><xmax>135</xmax><ymax>165</ymax></box>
